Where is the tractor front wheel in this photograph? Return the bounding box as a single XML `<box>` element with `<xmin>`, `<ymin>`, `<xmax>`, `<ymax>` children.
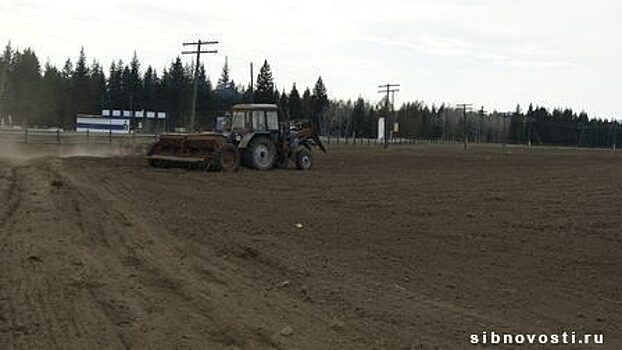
<box><xmin>294</xmin><ymin>148</ymin><xmax>313</xmax><ymax>170</ymax></box>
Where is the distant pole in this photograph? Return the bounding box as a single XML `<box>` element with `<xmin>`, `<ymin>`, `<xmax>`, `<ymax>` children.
<box><xmin>612</xmin><ymin>121</ymin><xmax>618</xmax><ymax>151</ymax></box>
<box><xmin>478</xmin><ymin>106</ymin><xmax>486</xmax><ymax>143</ymax></box>
<box><xmin>378</xmin><ymin>83</ymin><xmax>400</xmax><ymax>149</ymax></box>
<box><xmin>250</xmin><ymin>62</ymin><xmax>254</xmax><ymax>103</ymax></box>
<box><xmin>457</xmin><ymin>103</ymin><xmax>473</xmax><ymax>150</ymax></box>
<box><xmin>182</xmin><ymin>39</ymin><xmax>218</xmax><ymax>131</ymax></box>
<box><xmin>527</xmin><ymin>114</ymin><xmax>532</xmax><ymax>149</ymax></box>
<box><xmin>502</xmin><ymin>114</ymin><xmax>508</xmax><ymax>148</ymax></box>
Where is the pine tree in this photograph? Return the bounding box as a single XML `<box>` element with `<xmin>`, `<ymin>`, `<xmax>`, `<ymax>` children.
<box><xmin>120</xmin><ymin>64</ymin><xmax>131</xmax><ymax>109</ymax></box>
<box><xmin>196</xmin><ymin>63</ymin><xmax>214</xmax><ymax>128</ymax></box>
<box><xmin>72</xmin><ymin>47</ymin><xmax>92</xmax><ymax>114</ymax></box>
<box><xmin>352</xmin><ymin>97</ymin><xmax>366</xmax><ymax>138</ymax></box>
<box><xmin>279</xmin><ymin>91</ymin><xmax>289</xmax><ymax>118</ymax></box>
<box><xmin>288</xmin><ymin>84</ymin><xmax>301</xmax><ymax>119</ymax></box>
<box><xmin>127</xmin><ymin>52</ymin><xmax>142</xmax><ymax>110</ymax></box>
<box><xmin>311</xmin><ymin>76</ymin><xmax>328</xmax><ymax>131</ymax></box>
<box><xmin>0</xmin><ymin>42</ymin><xmax>13</xmax><ymax>122</ymax></box>
<box><xmin>142</xmin><ymin>66</ymin><xmax>157</xmax><ymax>111</ymax></box>
<box><xmin>89</xmin><ymin>60</ymin><xmax>106</xmax><ymax>113</ymax></box>
<box><xmin>301</xmin><ymin>87</ymin><xmax>312</xmax><ymax>120</ymax></box>
<box><xmin>41</xmin><ymin>62</ymin><xmax>64</xmax><ymax>126</ymax></box>
<box><xmin>217</xmin><ymin>57</ymin><xmax>230</xmax><ymax>90</ymax></box>
<box><xmin>254</xmin><ymin>59</ymin><xmax>275</xmax><ymax>103</ymax></box>
<box><xmin>11</xmin><ymin>48</ymin><xmax>42</xmax><ymax>125</ymax></box>
<box><xmin>161</xmin><ymin>57</ymin><xmax>190</xmax><ymax>128</ymax></box>
<box><xmin>107</xmin><ymin>60</ymin><xmax>123</xmax><ymax>108</ymax></box>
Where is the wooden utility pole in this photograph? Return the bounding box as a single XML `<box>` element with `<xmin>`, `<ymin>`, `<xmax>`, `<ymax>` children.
<box><xmin>477</xmin><ymin>106</ymin><xmax>486</xmax><ymax>143</ymax></box>
<box><xmin>182</xmin><ymin>39</ymin><xmax>218</xmax><ymax>131</ymax></box>
<box><xmin>457</xmin><ymin>103</ymin><xmax>473</xmax><ymax>150</ymax></box>
<box><xmin>250</xmin><ymin>62</ymin><xmax>254</xmax><ymax>103</ymax></box>
<box><xmin>612</xmin><ymin>121</ymin><xmax>618</xmax><ymax>151</ymax></box>
<box><xmin>378</xmin><ymin>84</ymin><xmax>400</xmax><ymax>149</ymax></box>
<box><xmin>502</xmin><ymin>113</ymin><xmax>510</xmax><ymax>148</ymax></box>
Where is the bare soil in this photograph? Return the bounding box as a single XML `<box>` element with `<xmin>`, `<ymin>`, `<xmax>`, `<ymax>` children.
<box><xmin>0</xmin><ymin>144</ymin><xmax>621</xmax><ymax>349</ymax></box>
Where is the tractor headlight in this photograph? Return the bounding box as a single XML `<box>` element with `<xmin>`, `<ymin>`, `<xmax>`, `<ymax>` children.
<box><xmin>235</xmin><ymin>134</ymin><xmax>242</xmax><ymax>142</ymax></box>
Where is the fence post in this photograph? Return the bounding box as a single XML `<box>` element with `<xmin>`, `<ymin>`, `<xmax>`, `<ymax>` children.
<box><xmin>109</xmin><ymin>129</ymin><xmax>112</xmax><ymax>144</ymax></box>
<box><xmin>24</xmin><ymin>127</ymin><xmax>28</xmax><ymax>144</ymax></box>
<box><xmin>86</xmin><ymin>129</ymin><xmax>90</xmax><ymax>143</ymax></box>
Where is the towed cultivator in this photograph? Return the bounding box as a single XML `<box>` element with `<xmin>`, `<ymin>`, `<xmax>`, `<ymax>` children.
<box><xmin>147</xmin><ymin>104</ymin><xmax>326</xmax><ymax>172</ymax></box>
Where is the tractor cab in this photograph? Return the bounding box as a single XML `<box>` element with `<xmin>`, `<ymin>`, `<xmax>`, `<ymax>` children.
<box><xmin>228</xmin><ymin>104</ymin><xmax>280</xmax><ymax>133</ymax></box>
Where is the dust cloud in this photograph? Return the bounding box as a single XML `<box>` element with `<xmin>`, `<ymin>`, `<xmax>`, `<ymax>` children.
<box><xmin>0</xmin><ymin>142</ymin><xmax>143</xmax><ymax>164</ymax></box>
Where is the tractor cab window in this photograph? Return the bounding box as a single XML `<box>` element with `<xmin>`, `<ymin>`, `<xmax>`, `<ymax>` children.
<box><xmin>231</xmin><ymin>111</ymin><xmax>246</xmax><ymax>130</ymax></box>
<box><xmin>252</xmin><ymin>111</ymin><xmax>266</xmax><ymax>131</ymax></box>
<box><xmin>266</xmin><ymin>111</ymin><xmax>278</xmax><ymax>130</ymax></box>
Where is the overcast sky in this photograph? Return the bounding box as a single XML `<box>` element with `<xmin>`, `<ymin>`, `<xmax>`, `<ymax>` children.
<box><xmin>1</xmin><ymin>0</ymin><xmax>620</xmax><ymax>118</ymax></box>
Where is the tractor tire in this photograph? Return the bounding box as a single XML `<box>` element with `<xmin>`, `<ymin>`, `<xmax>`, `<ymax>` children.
<box><xmin>294</xmin><ymin>148</ymin><xmax>313</xmax><ymax>170</ymax></box>
<box><xmin>216</xmin><ymin>143</ymin><xmax>241</xmax><ymax>172</ymax></box>
<box><xmin>248</xmin><ymin>137</ymin><xmax>277</xmax><ymax>171</ymax></box>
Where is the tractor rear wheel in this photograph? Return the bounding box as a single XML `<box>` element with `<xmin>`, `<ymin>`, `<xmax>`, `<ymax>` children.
<box><xmin>294</xmin><ymin>148</ymin><xmax>313</xmax><ymax>170</ymax></box>
<box><xmin>217</xmin><ymin>143</ymin><xmax>241</xmax><ymax>172</ymax></box>
<box><xmin>248</xmin><ymin>137</ymin><xmax>276</xmax><ymax>170</ymax></box>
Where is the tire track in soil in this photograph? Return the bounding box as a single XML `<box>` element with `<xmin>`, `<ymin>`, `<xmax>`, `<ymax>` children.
<box><xmin>45</xmin><ymin>159</ymin><xmax>298</xmax><ymax>349</ymax></box>
<box><xmin>56</xmin><ymin>158</ymin><xmax>356</xmax><ymax>349</ymax></box>
<box><xmin>0</xmin><ymin>167</ymin><xmax>22</xmax><ymax>232</ymax></box>
<box><xmin>0</xmin><ymin>161</ymin><xmax>126</xmax><ymax>349</ymax></box>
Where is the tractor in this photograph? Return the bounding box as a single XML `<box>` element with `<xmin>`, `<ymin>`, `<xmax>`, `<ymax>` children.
<box><xmin>146</xmin><ymin>104</ymin><xmax>326</xmax><ymax>172</ymax></box>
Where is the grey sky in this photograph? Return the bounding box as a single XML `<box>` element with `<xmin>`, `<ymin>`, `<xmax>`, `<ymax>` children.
<box><xmin>1</xmin><ymin>0</ymin><xmax>620</xmax><ymax>118</ymax></box>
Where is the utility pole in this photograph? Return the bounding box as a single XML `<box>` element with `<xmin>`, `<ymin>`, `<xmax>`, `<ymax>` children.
<box><xmin>378</xmin><ymin>83</ymin><xmax>400</xmax><ymax>149</ymax></box>
<box><xmin>477</xmin><ymin>106</ymin><xmax>486</xmax><ymax>143</ymax></box>
<box><xmin>250</xmin><ymin>62</ymin><xmax>254</xmax><ymax>103</ymax></box>
<box><xmin>502</xmin><ymin>113</ymin><xmax>510</xmax><ymax>148</ymax></box>
<box><xmin>527</xmin><ymin>113</ymin><xmax>533</xmax><ymax>149</ymax></box>
<box><xmin>457</xmin><ymin>103</ymin><xmax>473</xmax><ymax>150</ymax></box>
<box><xmin>612</xmin><ymin>121</ymin><xmax>618</xmax><ymax>151</ymax></box>
<box><xmin>182</xmin><ymin>39</ymin><xmax>218</xmax><ymax>131</ymax></box>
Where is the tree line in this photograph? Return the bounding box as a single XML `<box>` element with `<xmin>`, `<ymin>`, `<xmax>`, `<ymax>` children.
<box><xmin>0</xmin><ymin>43</ymin><xmax>328</xmax><ymax>131</ymax></box>
<box><xmin>0</xmin><ymin>42</ymin><xmax>619</xmax><ymax>148</ymax></box>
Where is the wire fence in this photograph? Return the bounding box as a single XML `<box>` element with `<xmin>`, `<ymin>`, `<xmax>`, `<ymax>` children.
<box><xmin>0</xmin><ymin>128</ymin><xmax>157</xmax><ymax>146</ymax></box>
<box><xmin>0</xmin><ymin>128</ymin><xmax>617</xmax><ymax>154</ymax></box>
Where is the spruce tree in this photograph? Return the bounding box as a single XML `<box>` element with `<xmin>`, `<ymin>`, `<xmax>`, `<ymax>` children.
<box><xmin>301</xmin><ymin>87</ymin><xmax>312</xmax><ymax>120</ymax></box>
<box><xmin>279</xmin><ymin>91</ymin><xmax>289</xmax><ymax>118</ymax></box>
<box><xmin>254</xmin><ymin>59</ymin><xmax>275</xmax><ymax>103</ymax></box>
<box><xmin>72</xmin><ymin>47</ymin><xmax>92</xmax><ymax>114</ymax></box>
<box><xmin>288</xmin><ymin>83</ymin><xmax>301</xmax><ymax>119</ymax></box>
<box><xmin>0</xmin><ymin>42</ymin><xmax>13</xmax><ymax>122</ymax></box>
<box><xmin>89</xmin><ymin>60</ymin><xmax>106</xmax><ymax>113</ymax></box>
<box><xmin>107</xmin><ymin>60</ymin><xmax>123</xmax><ymax>108</ymax></box>
<box><xmin>217</xmin><ymin>58</ymin><xmax>230</xmax><ymax>90</ymax></box>
<box><xmin>311</xmin><ymin>76</ymin><xmax>328</xmax><ymax>130</ymax></box>
<box><xmin>41</xmin><ymin>62</ymin><xmax>64</xmax><ymax>126</ymax></box>
<box><xmin>128</xmin><ymin>52</ymin><xmax>142</xmax><ymax>110</ymax></box>
<box><xmin>11</xmin><ymin>48</ymin><xmax>41</xmax><ymax>125</ymax></box>
<box><xmin>142</xmin><ymin>66</ymin><xmax>157</xmax><ymax>111</ymax></box>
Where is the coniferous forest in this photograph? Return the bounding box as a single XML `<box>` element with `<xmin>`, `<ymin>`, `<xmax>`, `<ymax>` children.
<box><xmin>0</xmin><ymin>43</ymin><xmax>619</xmax><ymax>148</ymax></box>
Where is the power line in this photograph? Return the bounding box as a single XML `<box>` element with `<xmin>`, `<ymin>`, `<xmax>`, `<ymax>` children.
<box><xmin>182</xmin><ymin>39</ymin><xmax>218</xmax><ymax>131</ymax></box>
<box><xmin>378</xmin><ymin>84</ymin><xmax>400</xmax><ymax>149</ymax></box>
